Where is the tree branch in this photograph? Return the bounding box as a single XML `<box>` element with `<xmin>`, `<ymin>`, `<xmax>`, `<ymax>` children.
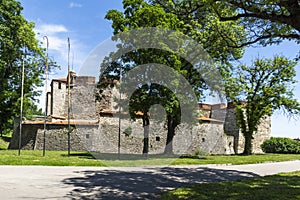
<box><xmin>227</xmin><ymin>33</ymin><xmax>300</xmax><ymax>48</ymax></box>
<box><xmin>220</xmin><ymin>0</ymin><xmax>300</xmax><ymax>32</ymax></box>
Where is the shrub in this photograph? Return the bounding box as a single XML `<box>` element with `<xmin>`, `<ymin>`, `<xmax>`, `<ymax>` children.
<box><xmin>261</xmin><ymin>137</ymin><xmax>300</xmax><ymax>154</ymax></box>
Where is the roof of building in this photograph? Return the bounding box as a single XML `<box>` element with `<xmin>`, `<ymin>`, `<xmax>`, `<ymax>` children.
<box><xmin>52</xmin><ymin>77</ymin><xmax>67</xmax><ymax>82</ymax></box>
<box><xmin>22</xmin><ymin>119</ymin><xmax>98</xmax><ymax>126</ymax></box>
<box><xmin>99</xmin><ymin>110</ymin><xmax>224</xmax><ymax>123</ymax></box>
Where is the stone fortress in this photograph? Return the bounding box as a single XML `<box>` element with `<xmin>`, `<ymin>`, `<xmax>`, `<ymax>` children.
<box><xmin>9</xmin><ymin>71</ymin><xmax>271</xmax><ymax>154</ymax></box>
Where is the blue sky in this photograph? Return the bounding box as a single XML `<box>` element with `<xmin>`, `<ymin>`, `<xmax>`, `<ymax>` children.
<box><xmin>19</xmin><ymin>0</ymin><xmax>299</xmax><ymax>138</ymax></box>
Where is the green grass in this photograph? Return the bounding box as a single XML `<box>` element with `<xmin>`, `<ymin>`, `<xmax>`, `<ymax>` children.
<box><xmin>172</xmin><ymin>154</ymin><xmax>300</xmax><ymax>166</ymax></box>
<box><xmin>0</xmin><ymin>150</ymin><xmax>106</xmax><ymax>166</ymax></box>
<box><xmin>95</xmin><ymin>153</ymin><xmax>300</xmax><ymax>167</ymax></box>
<box><xmin>0</xmin><ymin>150</ymin><xmax>298</xmax><ymax>167</ymax></box>
<box><xmin>161</xmin><ymin>171</ymin><xmax>300</xmax><ymax>200</ymax></box>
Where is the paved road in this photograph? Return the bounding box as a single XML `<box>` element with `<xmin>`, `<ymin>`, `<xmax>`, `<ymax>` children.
<box><xmin>0</xmin><ymin>160</ymin><xmax>299</xmax><ymax>200</ymax></box>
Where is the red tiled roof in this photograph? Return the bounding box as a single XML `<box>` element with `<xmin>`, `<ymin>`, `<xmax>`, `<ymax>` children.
<box><xmin>52</xmin><ymin>78</ymin><xmax>67</xmax><ymax>82</ymax></box>
<box><xmin>100</xmin><ymin>110</ymin><xmax>224</xmax><ymax>123</ymax></box>
<box><xmin>22</xmin><ymin>119</ymin><xmax>98</xmax><ymax>125</ymax></box>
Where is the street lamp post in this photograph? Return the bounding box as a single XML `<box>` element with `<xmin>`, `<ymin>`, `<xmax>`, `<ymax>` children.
<box><xmin>43</xmin><ymin>36</ymin><xmax>49</xmax><ymax>157</ymax></box>
<box><xmin>67</xmin><ymin>38</ymin><xmax>71</xmax><ymax>157</ymax></box>
<box><xmin>18</xmin><ymin>47</ymin><xmax>26</xmax><ymax>156</ymax></box>
<box><xmin>118</xmin><ymin>65</ymin><xmax>122</xmax><ymax>160</ymax></box>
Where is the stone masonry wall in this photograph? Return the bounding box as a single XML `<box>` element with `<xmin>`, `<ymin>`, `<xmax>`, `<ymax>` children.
<box><xmin>224</xmin><ymin>108</ymin><xmax>271</xmax><ymax>154</ymax></box>
<box><xmin>9</xmin><ymin>124</ymin><xmax>98</xmax><ymax>151</ymax></box>
<box><xmin>74</xmin><ymin>116</ymin><xmax>235</xmax><ymax>155</ymax></box>
<box><xmin>51</xmin><ymin>81</ymin><xmax>67</xmax><ymax>116</ymax></box>
<box><xmin>9</xmin><ymin>74</ymin><xmax>271</xmax><ymax>155</ymax></box>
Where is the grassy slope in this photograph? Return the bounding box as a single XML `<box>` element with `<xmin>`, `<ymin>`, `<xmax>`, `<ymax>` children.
<box><xmin>161</xmin><ymin>171</ymin><xmax>300</xmax><ymax>200</ymax></box>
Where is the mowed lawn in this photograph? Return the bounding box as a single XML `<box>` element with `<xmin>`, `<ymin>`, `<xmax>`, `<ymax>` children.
<box><xmin>0</xmin><ymin>150</ymin><xmax>299</xmax><ymax>167</ymax></box>
<box><xmin>161</xmin><ymin>171</ymin><xmax>300</xmax><ymax>200</ymax></box>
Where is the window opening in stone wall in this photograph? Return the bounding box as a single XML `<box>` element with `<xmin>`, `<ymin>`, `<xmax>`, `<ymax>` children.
<box><xmin>156</xmin><ymin>136</ymin><xmax>160</xmax><ymax>141</ymax></box>
<box><xmin>58</xmin><ymin>81</ymin><xmax>61</xmax><ymax>89</ymax></box>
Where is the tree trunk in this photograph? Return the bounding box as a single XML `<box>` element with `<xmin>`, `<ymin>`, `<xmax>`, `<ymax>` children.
<box><xmin>243</xmin><ymin>131</ymin><xmax>253</xmax><ymax>155</ymax></box>
<box><xmin>142</xmin><ymin>115</ymin><xmax>149</xmax><ymax>156</ymax></box>
<box><xmin>164</xmin><ymin>115</ymin><xmax>177</xmax><ymax>155</ymax></box>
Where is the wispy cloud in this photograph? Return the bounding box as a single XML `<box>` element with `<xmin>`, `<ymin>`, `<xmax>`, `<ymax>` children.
<box><xmin>37</xmin><ymin>24</ymin><xmax>68</xmax><ymax>35</ymax></box>
<box><xmin>34</xmin><ymin>23</ymin><xmax>87</xmax><ymax>111</ymax></box>
<box><xmin>69</xmin><ymin>2</ymin><xmax>83</xmax><ymax>8</ymax></box>
<box><xmin>34</xmin><ymin>23</ymin><xmax>87</xmax><ymax>74</ymax></box>
<box><xmin>35</xmin><ymin>24</ymin><xmax>68</xmax><ymax>51</ymax></box>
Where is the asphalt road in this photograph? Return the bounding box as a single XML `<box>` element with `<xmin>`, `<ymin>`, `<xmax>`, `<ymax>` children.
<box><xmin>0</xmin><ymin>160</ymin><xmax>299</xmax><ymax>200</ymax></box>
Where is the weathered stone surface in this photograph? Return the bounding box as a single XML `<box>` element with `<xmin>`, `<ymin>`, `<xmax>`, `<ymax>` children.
<box><xmin>9</xmin><ymin>73</ymin><xmax>271</xmax><ymax>155</ymax></box>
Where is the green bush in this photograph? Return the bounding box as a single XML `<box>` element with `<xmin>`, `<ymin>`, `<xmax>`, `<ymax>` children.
<box><xmin>261</xmin><ymin>137</ymin><xmax>300</xmax><ymax>154</ymax></box>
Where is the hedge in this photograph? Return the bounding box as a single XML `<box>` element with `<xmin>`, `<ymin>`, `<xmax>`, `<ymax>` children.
<box><xmin>261</xmin><ymin>137</ymin><xmax>300</xmax><ymax>154</ymax></box>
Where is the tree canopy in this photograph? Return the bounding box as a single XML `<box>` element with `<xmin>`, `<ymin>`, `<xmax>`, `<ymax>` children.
<box><xmin>0</xmin><ymin>0</ymin><xmax>51</xmax><ymax>134</ymax></box>
<box><xmin>155</xmin><ymin>0</ymin><xmax>300</xmax><ymax>48</ymax></box>
<box><xmin>101</xmin><ymin>0</ymin><xmax>245</xmax><ymax>154</ymax></box>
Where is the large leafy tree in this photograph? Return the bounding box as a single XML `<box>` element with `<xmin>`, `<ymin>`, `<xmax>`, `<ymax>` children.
<box><xmin>214</xmin><ymin>0</ymin><xmax>300</xmax><ymax>47</ymax></box>
<box><xmin>156</xmin><ymin>0</ymin><xmax>300</xmax><ymax>155</ymax></box>
<box><xmin>0</xmin><ymin>0</ymin><xmax>50</xmax><ymax>135</ymax></box>
<box><xmin>155</xmin><ymin>0</ymin><xmax>300</xmax><ymax>48</ymax></box>
<box><xmin>102</xmin><ymin>0</ymin><xmax>245</xmax><ymax>154</ymax></box>
<box><xmin>225</xmin><ymin>56</ymin><xmax>300</xmax><ymax>155</ymax></box>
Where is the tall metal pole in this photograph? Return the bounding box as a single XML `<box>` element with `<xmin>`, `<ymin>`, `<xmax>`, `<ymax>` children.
<box><xmin>43</xmin><ymin>36</ymin><xmax>49</xmax><ymax>157</ymax></box>
<box><xmin>18</xmin><ymin>47</ymin><xmax>25</xmax><ymax>156</ymax></box>
<box><xmin>118</xmin><ymin>65</ymin><xmax>122</xmax><ymax>160</ymax></box>
<box><xmin>67</xmin><ymin>38</ymin><xmax>71</xmax><ymax>157</ymax></box>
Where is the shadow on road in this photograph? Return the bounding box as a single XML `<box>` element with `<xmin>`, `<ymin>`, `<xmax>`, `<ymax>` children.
<box><xmin>62</xmin><ymin>166</ymin><xmax>259</xmax><ymax>199</ymax></box>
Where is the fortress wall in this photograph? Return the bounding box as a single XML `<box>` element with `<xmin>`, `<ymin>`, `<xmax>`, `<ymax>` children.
<box><xmin>9</xmin><ymin>74</ymin><xmax>271</xmax><ymax>155</ymax></box>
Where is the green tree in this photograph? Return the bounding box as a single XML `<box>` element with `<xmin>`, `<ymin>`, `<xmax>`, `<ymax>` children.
<box><xmin>225</xmin><ymin>56</ymin><xmax>300</xmax><ymax>155</ymax></box>
<box><xmin>155</xmin><ymin>0</ymin><xmax>300</xmax><ymax>47</ymax></box>
<box><xmin>102</xmin><ymin>0</ymin><xmax>245</xmax><ymax>154</ymax></box>
<box><xmin>0</xmin><ymin>0</ymin><xmax>52</xmax><ymax>135</ymax></box>
<box><xmin>214</xmin><ymin>0</ymin><xmax>300</xmax><ymax>47</ymax></box>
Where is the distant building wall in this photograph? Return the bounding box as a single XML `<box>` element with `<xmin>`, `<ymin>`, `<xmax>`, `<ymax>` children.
<box><xmin>50</xmin><ymin>80</ymin><xmax>67</xmax><ymax>116</ymax></box>
<box><xmin>224</xmin><ymin>107</ymin><xmax>271</xmax><ymax>154</ymax></box>
<box><xmin>9</xmin><ymin>124</ymin><xmax>97</xmax><ymax>151</ymax></box>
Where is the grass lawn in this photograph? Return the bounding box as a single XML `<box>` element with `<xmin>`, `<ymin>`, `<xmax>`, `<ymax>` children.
<box><xmin>0</xmin><ymin>150</ymin><xmax>106</xmax><ymax>166</ymax></box>
<box><xmin>0</xmin><ymin>150</ymin><xmax>298</xmax><ymax>166</ymax></box>
<box><xmin>160</xmin><ymin>171</ymin><xmax>300</xmax><ymax>200</ymax></box>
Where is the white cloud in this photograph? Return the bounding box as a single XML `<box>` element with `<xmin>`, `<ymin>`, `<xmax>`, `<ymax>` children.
<box><xmin>34</xmin><ymin>23</ymin><xmax>87</xmax><ymax>111</ymax></box>
<box><xmin>34</xmin><ymin>23</ymin><xmax>88</xmax><ymax>75</ymax></box>
<box><xmin>69</xmin><ymin>2</ymin><xmax>83</xmax><ymax>8</ymax></box>
<box><xmin>35</xmin><ymin>24</ymin><xmax>69</xmax><ymax>53</ymax></box>
<box><xmin>36</xmin><ymin>24</ymin><xmax>68</xmax><ymax>35</ymax></box>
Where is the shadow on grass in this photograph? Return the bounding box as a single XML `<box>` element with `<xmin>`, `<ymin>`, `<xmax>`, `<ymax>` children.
<box><xmin>62</xmin><ymin>166</ymin><xmax>260</xmax><ymax>200</ymax></box>
<box><xmin>90</xmin><ymin>152</ymin><xmax>198</xmax><ymax>161</ymax></box>
<box><xmin>60</xmin><ymin>152</ymin><xmax>96</xmax><ymax>160</ymax></box>
<box><xmin>162</xmin><ymin>172</ymin><xmax>300</xmax><ymax>200</ymax></box>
